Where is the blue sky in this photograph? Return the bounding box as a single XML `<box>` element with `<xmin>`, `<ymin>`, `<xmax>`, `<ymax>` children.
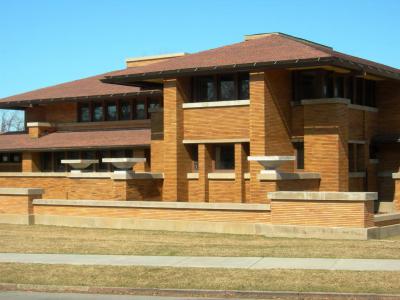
<box><xmin>0</xmin><ymin>0</ymin><xmax>399</xmax><ymax>99</ymax></box>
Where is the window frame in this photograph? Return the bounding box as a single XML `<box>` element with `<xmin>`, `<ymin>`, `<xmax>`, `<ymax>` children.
<box><xmin>213</xmin><ymin>144</ymin><xmax>235</xmax><ymax>171</ymax></box>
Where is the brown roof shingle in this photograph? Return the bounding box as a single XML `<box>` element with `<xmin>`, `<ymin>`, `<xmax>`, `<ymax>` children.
<box><xmin>104</xmin><ymin>33</ymin><xmax>400</xmax><ymax>81</ymax></box>
<box><xmin>0</xmin><ymin>70</ymin><xmax>160</xmax><ymax>107</ymax></box>
<box><xmin>0</xmin><ymin>129</ymin><xmax>150</xmax><ymax>151</ymax></box>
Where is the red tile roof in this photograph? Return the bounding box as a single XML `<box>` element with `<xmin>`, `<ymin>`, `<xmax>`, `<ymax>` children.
<box><xmin>104</xmin><ymin>33</ymin><xmax>400</xmax><ymax>81</ymax></box>
<box><xmin>0</xmin><ymin>70</ymin><xmax>160</xmax><ymax>107</ymax></box>
<box><xmin>0</xmin><ymin>129</ymin><xmax>150</xmax><ymax>151</ymax></box>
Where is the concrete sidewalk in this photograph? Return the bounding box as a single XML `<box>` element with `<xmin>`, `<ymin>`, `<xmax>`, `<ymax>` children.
<box><xmin>1</xmin><ymin>253</ymin><xmax>400</xmax><ymax>271</ymax></box>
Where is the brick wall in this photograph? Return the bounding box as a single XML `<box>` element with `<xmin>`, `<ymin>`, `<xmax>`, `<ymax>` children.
<box><xmin>33</xmin><ymin>204</ymin><xmax>271</xmax><ymax>223</ymax></box>
<box><xmin>271</xmin><ymin>199</ymin><xmax>374</xmax><ymax>228</ymax></box>
<box><xmin>304</xmin><ymin>102</ymin><xmax>349</xmax><ymax>191</ymax></box>
<box><xmin>22</xmin><ymin>152</ymin><xmax>40</xmax><ymax>172</ymax></box>
<box><xmin>183</xmin><ymin>106</ymin><xmax>249</xmax><ymax>140</ymax></box>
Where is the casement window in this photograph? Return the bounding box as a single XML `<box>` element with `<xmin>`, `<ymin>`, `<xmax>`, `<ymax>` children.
<box><xmin>348</xmin><ymin>143</ymin><xmax>365</xmax><ymax>172</ymax></box>
<box><xmin>214</xmin><ymin>144</ymin><xmax>235</xmax><ymax>170</ymax></box>
<box><xmin>39</xmin><ymin>148</ymin><xmax>136</xmax><ymax>172</ymax></box>
<box><xmin>0</xmin><ymin>153</ymin><xmax>21</xmax><ymax>164</ymax></box>
<box><xmin>191</xmin><ymin>73</ymin><xmax>250</xmax><ymax>102</ymax></box>
<box><xmin>292</xmin><ymin>70</ymin><xmax>377</xmax><ymax>107</ymax></box>
<box><xmin>293</xmin><ymin>142</ymin><xmax>304</xmax><ymax>170</ymax></box>
<box><xmin>106</xmin><ymin>102</ymin><xmax>118</xmax><ymax>121</ymax></box>
<box><xmin>187</xmin><ymin>145</ymin><xmax>199</xmax><ymax>172</ymax></box>
<box><xmin>77</xmin><ymin>98</ymin><xmax>162</xmax><ymax>123</ymax></box>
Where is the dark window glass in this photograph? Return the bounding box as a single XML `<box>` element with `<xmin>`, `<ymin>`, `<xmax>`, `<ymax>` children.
<box><xmin>119</xmin><ymin>100</ymin><xmax>131</xmax><ymax>120</ymax></box>
<box><xmin>54</xmin><ymin>152</ymin><xmax>66</xmax><ymax>172</ymax></box>
<box><xmin>82</xmin><ymin>151</ymin><xmax>96</xmax><ymax>159</ymax></box>
<box><xmin>97</xmin><ymin>150</ymin><xmax>109</xmax><ymax>172</ymax></box>
<box><xmin>355</xmin><ymin>78</ymin><xmax>364</xmax><ymax>105</ymax></box>
<box><xmin>67</xmin><ymin>151</ymin><xmax>80</xmax><ymax>159</ymax></box>
<box><xmin>11</xmin><ymin>153</ymin><xmax>21</xmax><ymax>163</ymax></box>
<box><xmin>195</xmin><ymin>76</ymin><xmax>215</xmax><ymax>101</ymax></box>
<box><xmin>135</xmin><ymin>99</ymin><xmax>147</xmax><ymax>119</ymax></box>
<box><xmin>40</xmin><ymin>152</ymin><xmax>53</xmax><ymax>172</ymax></box>
<box><xmin>215</xmin><ymin>144</ymin><xmax>234</xmax><ymax>170</ymax></box>
<box><xmin>346</xmin><ymin>77</ymin><xmax>354</xmax><ymax>103</ymax></box>
<box><xmin>365</xmin><ymin>80</ymin><xmax>376</xmax><ymax>107</ymax></box>
<box><xmin>92</xmin><ymin>103</ymin><xmax>104</xmax><ymax>121</ymax></box>
<box><xmin>1</xmin><ymin>153</ymin><xmax>9</xmax><ymax>163</ymax></box>
<box><xmin>334</xmin><ymin>76</ymin><xmax>345</xmax><ymax>98</ymax></box>
<box><xmin>110</xmin><ymin>149</ymin><xmax>126</xmax><ymax>158</ymax></box>
<box><xmin>369</xmin><ymin>144</ymin><xmax>378</xmax><ymax>159</ymax></box>
<box><xmin>238</xmin><ymin>73</ymin><xmax>249</xmax><ymax>100</ymax></box>
<box><xmin>293</xmin><ymin>142</ymin><xmax>304</xmax><ymax>170</ymax></box>
<box><xmin>219</xmin><ymin>75</ymin><xmax>235</xmax><ymax>100</ymax></box>
<box><xmin>299</xmin><ymin>71</ymin><xmax>318</xmax><ymax>100</ymax></box>
<box><xmin>106</xmin><ymin>102</ymin><xmax>117</xmax><ymax>121</ymax></box>
<box><xmin>148</xmin><ymin>99</ymin><xmax>161</xmax><ymax>112</ymax></box>
<box><xmin>79</xmin><ymin>103</ymin><xmax>90</xmax><ymax>122</ymax></box>
<box><xmin>324</xmin><ymin>73</ymin><xmax>334</xmax><ymax>98</ymax></box>
<box><xmin>188</xmin><ymin>145</ymin><xmax>198</xmax><ymax>171</ymax></box>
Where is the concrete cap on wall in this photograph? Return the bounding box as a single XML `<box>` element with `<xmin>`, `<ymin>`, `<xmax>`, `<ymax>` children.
<box><xmin>268</xmin><ymin>191</ymin><xmax>378</xmax><ymax>201</ymax></box>
<box><xmin>0</xmin><ymin>188</ymin><xmax>44</xmax><ymax>195</ymax></box>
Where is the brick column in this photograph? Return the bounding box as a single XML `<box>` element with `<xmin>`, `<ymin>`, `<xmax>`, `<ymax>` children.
<box><xmin>234</xmin><ymin>143</ymin><xmax>246</xmax><ymax>203</ymax></box>
<box><xmin>162</xmin><ymin>78</ymin><xmax>191</xmax><ymax>201</ymax></box>
<box><xmin>303</xmin><ymin>99</ymin><xmax>349</xmax><ymax>191</ymax></box>
<box><xmin>249</xmin><ymin>70</ymin><xmax>294</xmax><ymax>202</ymax></box>
<box><xmin>22</xmin><ymin>152</ymin><xmax>40</xmax><ymax>172</ymax></box>
<box><xmin>198</xmin><ymin>144</ymin><xmax>212</xmax><ymax>202</ymax></box>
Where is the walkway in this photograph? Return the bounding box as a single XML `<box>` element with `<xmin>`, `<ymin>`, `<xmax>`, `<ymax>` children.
<box><xmin>1</xmin><ymin>253</ymin><xmax>400</xmax><ymax>271</ymax></box>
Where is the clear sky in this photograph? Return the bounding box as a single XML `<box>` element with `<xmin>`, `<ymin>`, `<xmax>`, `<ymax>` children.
<box><xmin>0</xmin><ymin>0</ymin><xmax>399</xmax><ymax>99</ymax></box>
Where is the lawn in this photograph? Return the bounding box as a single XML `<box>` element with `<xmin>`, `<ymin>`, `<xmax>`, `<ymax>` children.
<box><xmin>0</xmin><ymin>263</ymin><xmax>399</xmax><ymax>294</ymax></box>
<box><xmin>0</xmin><ymin>224</ymin><xmax>400</xmax><ymax>258</ymax></box>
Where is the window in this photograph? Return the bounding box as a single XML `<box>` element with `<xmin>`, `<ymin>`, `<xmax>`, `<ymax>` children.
<box><xmin>135</xmin><ymin>99</ymin><xmax>147</xmax><ymax>119</ymax></box>
<box><xmin>0</xmin><ymin>153</ymin><xmax>21</xmax><ymax>164</ymax></box>
<box><xmin>238</xmin><ymin>73</ymin><xmax>250</xmax><ymax>100</ymax></box>
<box><xmin>106</xmin><ymin>102</ymin><xmax>117</xmax><ymax>121</ymax></box>
<box><xmin>77</xmin><ymin>98</ymin><xmax>161</xmax><ymax>122</ymax></box>
<box><xmin>293</xmin><ymin>70</ymin><xmax>377</xmax><ymax>107</ymax></box>
<box><xmin>187</xmin><ymin>145</ymin><xmax>198</xmax><ymax>172</ymax></box>
<box><xmin>120</xmin><ymin>100</ymin><xmax>132</xmax><ymax>120</ymax></box>
<box><xmin>92</xmin><ymin>102</ymin><xmax>104</xmax><ymax>122</ymax></box>
<box><xmin>96</xmin><ymin>150</ymin><xmax>110</xmax><ymax>172</ymax></box>
<box><xmin>78</xmin><ymin>103</ymin><xmax>90</xmax><ymax>122</ymax></box>
<box><xmin>53</xmin><ymin>152</ymin><xmax>66</xmax><ymax>172</ymax></box>
<box><xmin>219</xmin><ymin>75</ymin><xmax>235</xmax><ymax>100</ymax></box>
<box><xmin>215</xmin><ymin>144</ymin><xmax>234</xmax><ymax>170</ymax></box>
<box><xmin>40</xmin><ymin>152</ymin><xmax>53</xmax><ymax>172</ymax></box>
<box><xmin>293</xmin><ymin>142</ymin><xmax>304</xmax><ymax>170</ymax></box>
<box><xmin>192</xmin><ymin>73</ymin><xmax>249</xmax><ymax>102</ymax></box>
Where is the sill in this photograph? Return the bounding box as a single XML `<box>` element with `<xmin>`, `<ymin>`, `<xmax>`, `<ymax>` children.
<box><xmin>292</xmin><ymin>98</ymin><xmax>378</xmax><ymax>112</ymax></box>
<box><xmin>182</xmin><ymin>99</ymin><xmax>249</xmax><ymax>109</ymax></box>
<box><xmin>187</xmin><ymin>172</ymin><xmax>199</xmax><ymax>179</ymax></box>
<box><xmin>208</xmin><ymin>172</ymin><xmax>235</xmax><ymax>180</ymax></box>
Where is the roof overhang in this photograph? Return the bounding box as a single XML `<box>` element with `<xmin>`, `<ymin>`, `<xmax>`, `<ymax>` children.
<box><xmin>0</xmin><ymin>90</ymin><xmax>162</xmax><ymax>109</ymax></box>
<box><xmin>102</xmin><ymin>56</ymin><xmax>400</xmax><ymax>86</ymax></box>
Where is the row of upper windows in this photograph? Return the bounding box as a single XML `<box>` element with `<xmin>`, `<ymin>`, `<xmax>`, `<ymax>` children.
<box><xmin>293</xmin><ymin>70</ymin><xmax>377</xmax><ymax>107</ymax></box>
<box><xmin>78</xmin><ymin>98</ymin><xmax>162</xmax><ymax>122</ymax></box>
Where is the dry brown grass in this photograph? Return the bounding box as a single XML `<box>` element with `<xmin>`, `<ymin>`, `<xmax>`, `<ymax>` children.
<box><xmin>0</xmin><ymin>224</ymin><xmax>400</xmax><ymax>258</ymax></box>
<box><xmin>0</xmin><ymin>263</ymin><xmax>399</xmax><ymax>294</ymax></box>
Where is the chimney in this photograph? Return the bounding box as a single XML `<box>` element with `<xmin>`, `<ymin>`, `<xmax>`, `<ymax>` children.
<box><xmin>126</xmin><ymin>53</ymin><xmax>187</xmax><ymax>68</ymax></box>
<box><xmin>27</xmin><ymin>122</ymin><xmax>55</xmax><ymax>138</ymax></box>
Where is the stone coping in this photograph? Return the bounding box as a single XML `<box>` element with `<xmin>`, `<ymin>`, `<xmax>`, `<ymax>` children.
<box><xmin>349</xmin><ymin>172</ymin><xmax>366</xmax><ymax>178</ymax></box>
<box><xmin>268</xmin><ymin>191</ymin><xmax>377</xmax><ymax>201</ymax></box>
<box><xmin>208</xmin><ymin>173</ymin><xmax>235</xmax><ymax>180</ymax></box>
<box><xmin>379</xmin><ymin>171</ymin><xmax>393</xmax><ymax>178</ymax></box>
<box><xmin>258</xmin><ymin>172</ymin><xmax>320</xmax><ymax>181</ymax></box>
<box><xmin>182</xmin><ymin>99</ymin><xmax>249</xmax><ymax>109</ymax></box>
<box><xmin>392</xmin><ymin>173</ymin><xmax>400</xmax><ymax>179</ymax></box>
<box><xmin>187</xmin><ymin>172</ymin><xmax>199</xmax><ymax>179</ymax></box>
<box><xmin>26</xmin><ymin>122</ymin><xmax>53</xmax><ymax>128</ymax></box>
<box><xmin>301</xmin><ymin>98</ymin><xmax>350</xmax><ymax>105</ymax></box>
<box><xmin>183</xmin><ymin>138</ymin><xmax>250</xmax><ymax>144</ymax></box>
<box><xmin>32</xmin><ymin>199</ymin><xmax>270</xmax><ymax>211</ymax></box>
<box><xmin>0</xmin><ymin>172</ymin><xmax>163</xmax><ymax>180</ymax></box>
<box><xmin>102</xmin><ymin>158</ymin><xmax>146</xmax><ymax>163</ymax></box>
<box><xmin>374</xmin><ymin>212</ymin><xmax>400</xmax><ymax>223</ymax></box>
<box><xmin>248</xmin><ymin>156</ymin><xmax>295</xmax><ymax>161</ymax></box>
<box><xmin>0</xmin><ymin>188</ymin><xmax>44</xmax><ymax>195</ymax></box>
<box><xmin>299</xmin><ymin>98</ymin><xmax>378</xmax><ymax>112</ymax></box>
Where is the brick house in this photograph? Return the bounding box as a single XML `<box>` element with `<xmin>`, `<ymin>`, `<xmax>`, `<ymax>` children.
<box><xmin>0</xmin><ymin>33</ymin><xmax>399</xmax><ymax>239</ymax></box>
